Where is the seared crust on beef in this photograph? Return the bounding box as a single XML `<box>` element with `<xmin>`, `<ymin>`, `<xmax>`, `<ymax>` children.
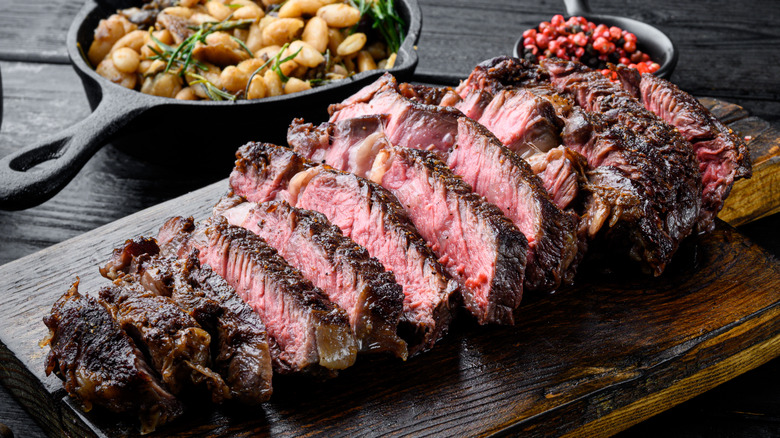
<box><xmin>43</xmin><ymin>281</ymin><xmax>183</xmax><ymax>434</ymax></box>
<box><xmin>372</xmin><ymin>146</ymin><xmax>527</xmax><ymax>325</ymax></box>
<box><xmin>637</xmin><ymin>73</ymin><xmax>752</xmax><ymax>232</ymax></box>
<box><xmin>218</xmin><ymin>197</ymin><xmax>408</xmax><ymax>359</ymax></box>
<box><xmin>101</xmin><ymin>236</ymin><xmax>274</xmax><ymax>404</ymax></box>
<box><xmin>455</xmin><ymin>56</ymin><xmax>551</xmax><ymax>97</ymax></box>
<box><xmin>98</xmin><ymin>283</ymin><xmax>230</xmax><ymax>402</ymax></box>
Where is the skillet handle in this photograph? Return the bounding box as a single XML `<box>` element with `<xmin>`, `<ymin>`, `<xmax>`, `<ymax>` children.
<box><xmin>0</xmin><ymin>96</ymin><xmax>145</xmax><ymax>210</ymax></box>
<box><xmin>563</xmin><ymin>0</ymin><xmax>592</xmax><ymax>16</ymax></box>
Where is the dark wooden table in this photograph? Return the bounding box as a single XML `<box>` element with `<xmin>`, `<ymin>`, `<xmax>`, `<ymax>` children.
<box><xmin>0</xmin><ymin>0</ymin><xmax>778</xmax><ymax>436</ymax></box>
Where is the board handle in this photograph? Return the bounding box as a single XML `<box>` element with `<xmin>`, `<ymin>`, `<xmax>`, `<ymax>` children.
<box><xmin>0</xmin><ymin>97</ymin><xmax>146</xmax><ymax>210</ymax></box>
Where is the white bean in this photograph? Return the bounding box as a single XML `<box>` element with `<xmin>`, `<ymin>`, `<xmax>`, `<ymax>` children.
<box><xmin>247</xmin><ymin>75</ymin><xmax>267</xmax><ymax>99</ymax></box>
<box><xmin>284</xmin><ymin>77</ymin><xmax>311</xmax><ymax>94</ymax></box>
<box><xmin>262</xmin><ymin>18</ymin><xmax>304</xmax><ymax>46</ymax></box>
<box><xmin>337</xmin><ymin>32</ymin><xmax>366</xmax><ymax>57</ymax></box>
<box><xmin>302</xmin><ymin>16</ymin><xmax>329</xmax><ymax>53</ymax></box>
<box><xmin>278</xmin><ymin>0</ymin><xmax>323</xmax><ymax>18</ymax></box>
<box><xmin>356</xmin><ymin>50</ymin><xmax>377</xmax><ymax>72</ymax></box>
<box><xmin>111</xmin><ymin>47</ymin><xmax>140</xmax><ymax>73</ymax></box>
<box><xmin>287</xmin><ymin>40</ymin><xmax>325</xmax><ymax>68</ymax></box>
<box><xmin>316</xmin><ymin>4</ymin><xmax>361</xmax><ymax>28</ymax></box>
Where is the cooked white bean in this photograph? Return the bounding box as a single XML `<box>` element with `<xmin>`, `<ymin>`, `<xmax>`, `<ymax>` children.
<box><xmin>88</xmin><ymin>15</ymin><xmax>128</xmax><ymax>66</ymax></box>
<box><xmin>111</xmin><ymin>47</ymin><xmax>140</xmax><ymax>73</ymax></box>
<box><xmin>386</xmin><ymin>52</ymin><xmax>397</xmax><ymax>69</ymax></box>
<box><xmin>161</xmin><ymin>6</ymin><xmax>193</xmax><ymax>18</ymax></box>
<box><xmin>287</xmin><ymin>40</ymin><xmax>325</xmax><ymax>68</ymax></box>
<box><xmin>175</xmin><ymin>87</ymin><xmax>197</xmax><ymax>100</ymax></box>
<box><xmin>356</xmin><ymin>50</ymin><xmax>377</xmax><ymax>72</ymax></box>
<box><xmin>247</xmin><ymin>75</ymin><xmax>267</xmax><ymax>99</ymax></box>
<box><xmin>264</xmin><ymin>69</ymin><xmax>283</xmax><ymax>96</ymax></box>
<box><xmin>327</xmin><ymin>28</ymin><xmax>344</xmax><ymax>55</ymax></box>
<box><xmin>96</xmin><ymin>59</ymin><xmax>137</xmax><ymax>89</ymax></box>
<box><xmin>190</xmin><ymin>12</ymin><xmax>219</xmax><ymax>25</ymax></box>
<box><xmin>206</xmin><ymin>1</ymin><xmax>232</xmax><ymax>21</ymax></box>
<box><xmin>262</xmin><ymin>18</ymin><xmax>304</xmax><ymax>47</ymax></box>
<box><xmin>337</xmin><ymin>32</ymin><xmax>366</xmax><ymax>57</ymax></box>
<box><xmin>279</xmin><ymin>0</ymin><xmax>324</xmax><ymax>18</ymax></box>
<box><xmin>316</xmin><ymin>4</ymin><xmax>361</xmax><ymax>28</ymax></box>
<box><xmin>220</xmin><ymin>66</ymin><xmax>249</xmax><ymax>93</ymax></box>
<box><xmin>365</xmin><ymin>41</ymin><xmax>387</xmax><ymax>61</ymax></box>
<box><xmin>302</xmin><ymin>16</ymin><xmax>329</xmax><ymax>53</ymax></box>
<box><xmin>237</xmin><ymin>58</ymin><xmax>265</xmax><ymax>75</ymax></box>
<box><xmin>284</xmin><ymin>77</ymin><xmax>312</xmax><ymax>94</ymax></box>
<box><xmin>141</xmin><ymin>72</ymin><xmax>182</xmax><ymax>98</ymax></box>
<box><xmin>233</xmin><ymin>5</ymin><xmax>262</xmax><ymax>20</ymax></box>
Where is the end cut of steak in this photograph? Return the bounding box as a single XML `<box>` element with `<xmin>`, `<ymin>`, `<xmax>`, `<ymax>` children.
<box><xmin>161</xmin><ymin>215</ymin><xmax>358</xmax><ymax>375</ymax></box>
<box><xmin>98</xmin><ymin>283</ymin><xmax>230</xmax><ymax>402</ymax></box>
<box><xmin>101</xmin><ymin>236</ymin><xmax>273</xmax><ymax>404</ymax></box>
<box><xmin>43</xmin><ymin>280</ymin><xmax>183</xmax><ymax>434</ymax></box>
<box><xmin>370</xmin><ymin>145</ymin><xmax>528</xmax><ymax>324</ymax></box>
<box><xmin>455</xmin><ymin>56</ymin><xmax>551</xmax><ymax>98</ymax></box>
<box><xmin>638</xmin><ymin>73</ymin><xmax>752</xmax><ymax>232</ymax></box>
<box><xmin>217</xmin><ymin>196</ymin><xmax>408</xmax><ymax>359</ymax></box>
<box><xmin>229</xmin><ymin>143</ymin><xmax>457</xmax><ymax>355</ymax></box>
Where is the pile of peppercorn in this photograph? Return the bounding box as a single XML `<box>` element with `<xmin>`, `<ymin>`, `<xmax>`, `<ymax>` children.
<box><xmin>521</xmin><ymin>14</ymin><xmax>660</xmax><ymax>77</ymax></box>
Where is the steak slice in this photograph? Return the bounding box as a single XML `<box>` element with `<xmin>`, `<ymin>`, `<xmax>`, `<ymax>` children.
<box><xmin>370</xmin><ymin>145</ymin><xmax>527</xmax><ymax>324</ymax></box>
<box><xmin>43</xmin><ymin>280</ymin><xmax>183</xmax><ymax>434</ymax></box>
<box><xmin>161</xmin><ymin>215</ymin><xmax>358</xmax><ymax>375</ymax></box>
<box><xmin>451</xmin><ymin>118</ymin><xmax>579</xmax><ymax>291</ymax></box>
<box><xmin>455</xmin><ymin>56</ymin><xmax>551</xmax><ymax>98</ymax></box>
<box><xmin>100</xmin><ymin>236</ymin><xmax>273</xmax><ymax>404</ymax></box>
<box><xmin>216</xmin><ymin>196</ymin><xmax>408</xmax><ymax>359</ymax></box>
<box><xmin>469</xmin><ymin>87</ymin><xmax>563</xmax><ymax>157</ymax></box>
<box><xmin>328</xmin><ymin>73</ymin><xmax>462</xmax><ymax>156</ymax></box>
<box><xmin>637</xmin><ymin>73</ymin><xmax>752</xmax><ymax>232</ymax></box>
<box><xmin>98</xmin><ymin>282</ymin><xmax>230</xmax><ymax>402</ymax></box>
<box><xmin>292</xmin><ymin>116</ymin><xmax>574</xmax><ymax>293</ymax></box>
<box><xmin>230</xmin><ymin>142</ymin><xmax>309</xmax><ymax>204</ymax></box>
<box><xmin>229</xmin><ymin>145</ymin><xmax>457</xmax><ymax>354</ymax></box>
<box><xmin>542</xmin><ymin>59</ymin><xmax>702</xmax><ymax>274</ymax></box>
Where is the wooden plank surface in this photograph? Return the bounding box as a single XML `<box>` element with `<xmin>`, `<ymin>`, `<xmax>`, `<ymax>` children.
<box><xmin>0</xmin><ymin>176</ymin><xmax>778</xmax><ymax>437</ymax></box>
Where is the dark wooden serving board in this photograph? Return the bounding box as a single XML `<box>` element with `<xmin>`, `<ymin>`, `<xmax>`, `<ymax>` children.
<box><xmin>0</xmin><ymin>99</ymin><xmax>779</xmax><ymax>437</ymax></box>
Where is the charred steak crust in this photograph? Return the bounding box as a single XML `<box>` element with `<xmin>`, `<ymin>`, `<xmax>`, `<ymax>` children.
<box><xmin>44</xmin><ymin>281</ymin><xmax>183</xmax><ymax>433</ymax></box>
<box><xmin>98</xmin><ymin>283</ymin><xmax>230</xmax><ymax>402</ymax></box>
<box><xmin>375</xmin><ymin>146</ymin><xmax>527</xmax><ymax>325</ymax></box>
<box><xmin>456</xmin><ymin>56</ymin><xmax>551</xmax><ymax>97</ymax></box>
<box><xmin>100</xmin><ymin>236</ymin><xmax>274</xmax><ymax>404</ymax></box>
<box><xmin>220</xmin><ymin>198</ymin><xmax>407</xmax><ymax>359</ymax></box>
<box><xmin>638</xmin><ymin>73</ymin><xmax>752</xmax><ymax>232</ymax></box>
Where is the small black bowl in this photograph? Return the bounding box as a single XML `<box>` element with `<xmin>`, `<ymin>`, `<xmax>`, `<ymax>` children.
<box><xmin>513</xmin><ymin>0</ymin><xmax>678</xmax><ymax>79</ymax></box>
<box><xmin>0</xmin><ymin>0</ymin><xmax>421</xmax><ymax>210</ymax></box>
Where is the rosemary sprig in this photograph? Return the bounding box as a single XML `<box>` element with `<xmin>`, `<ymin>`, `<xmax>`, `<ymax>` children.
<box><xmin>243</xmin><ymin>43</ymin><xmax>304</xmax><ymax>98</ymax></box>
<box><xmin>189</xmin><ymin>73</ymin><xmax>239</xmax><ymax>101</ymax></box>
<box><xmin>351</xmin><ymin>0</ymin><xmax>406</xmax><ymax>53</ymax></box>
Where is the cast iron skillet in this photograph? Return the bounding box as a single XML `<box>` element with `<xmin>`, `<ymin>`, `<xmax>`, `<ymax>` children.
<box><xmin>0</xmin><ymin>0</ymin><xmax>421</xmax><ymax>210</ymax></box>
<box><xmin>513</xmin><ymin>0</ymin><xmax>678</xmax><ymax>79</ymax></box>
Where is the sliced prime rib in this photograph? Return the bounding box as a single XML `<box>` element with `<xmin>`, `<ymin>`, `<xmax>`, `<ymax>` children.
<box><xmin>328</xmin><ymin>73</ymin><xmax>462</xmax><ymax>156</ymax></box>
<box><xmin>43</xmin><ymin>280</ymin><xmax>183</xmax><ymax>434</ymax></box>
<box><xmin>369</xmin><ymin>145</ymin><xmax>528</xmax><ymax>324</ymax></box>
<box><xmin>97</xmin><ymin>282</ymin><xmax>230</xmax><ymax>402</ymax></box>
<box><xmin>290</xmin><ymin>115</ymin><xmax>578</xmax><ymax>292</ymax></box>
<box><xmin>626</xmin><ymin>70</ymin><xmax>752</xmax><ymax>232</ymax></box>
<box><xmin>215</xmin><ymin>196</ymin><xmax>408</xmax><ymax>359</ymax></box>
<box><xmin>101</xmin><ymin>236</ymin><xmax>273</xmax><ymax>404</ymax></box>
<box><xmin>229</xmin><ymin>143</ymin><xmax>457</xmax><ymax>354</ymax></box>
<box><xmin>159</xmin><ymin>215</ymin><xmax>358</xmax><ymax>375</ymax></box>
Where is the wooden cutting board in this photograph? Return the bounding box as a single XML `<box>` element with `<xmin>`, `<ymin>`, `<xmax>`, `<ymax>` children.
<box><xmin>0</xmin><ymin>100</ymin><xmax>778</xmax><ymax>438</ymax></box>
